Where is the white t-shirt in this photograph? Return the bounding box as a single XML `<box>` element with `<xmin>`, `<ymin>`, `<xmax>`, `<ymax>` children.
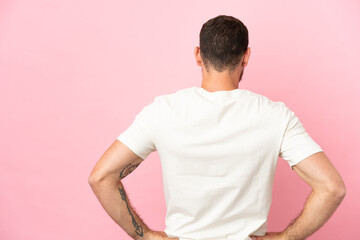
<box><xmin>116</xmin><ymin>86</ymin><xmax>323</xmax><ymax>240</ymax></box>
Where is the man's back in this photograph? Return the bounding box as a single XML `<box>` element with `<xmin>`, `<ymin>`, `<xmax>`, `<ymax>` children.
<box><xmin>117</xmin><ymin>86</ymin><xmax>323</xmax><ymax>240</ymax></box>
<box><xmin>89</xmin><ymin>15</ymin><xmax>345</xmax><ymax>240</ymax></box>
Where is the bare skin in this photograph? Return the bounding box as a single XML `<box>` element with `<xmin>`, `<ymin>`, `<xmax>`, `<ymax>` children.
<box><xmin>193</xmin><ymin>45</ymin><xmax>251</xmax><ymax>91</ymax></box>
<box><xmin>89</xmin><ymin>140</ymin><xmax>178</xmax><ymax>240</ymax></box>
<box><xmin>249</xmin><ymin>152</ymin><xmax>346</xmax><ymax>240</ymax></box>
<box><xmin>144</xmin><ymin>230</ymin><xmax>179</xmax><ymax>240</ymax></box>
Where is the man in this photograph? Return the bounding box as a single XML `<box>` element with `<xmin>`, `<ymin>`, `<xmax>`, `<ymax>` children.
<box><xmin>88</xmin><ymin>15</ymin><xmax>346</xmax><ymax>240</ymax></box>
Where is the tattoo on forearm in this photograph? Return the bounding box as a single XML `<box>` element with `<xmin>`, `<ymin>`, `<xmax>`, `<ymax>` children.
<box><xmin>118</xmin><ymin>186</ymin><xmax>144</xmax><ymax>237</ymax></box>
<box><xmin>119</xmin><ymin>163</ymin><xmax>141</xmax><ymax>179</ymax></box>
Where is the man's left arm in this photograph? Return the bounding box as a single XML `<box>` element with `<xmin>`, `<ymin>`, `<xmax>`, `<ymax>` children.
<box><xmin>88</xmin><ymin>139</ymin><xmax>150</xmax><ymax>240</ymax></box>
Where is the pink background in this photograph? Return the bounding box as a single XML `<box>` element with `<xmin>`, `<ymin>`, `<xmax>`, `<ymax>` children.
<box><xmin>1</xmin><ymin>0</ymin><xmax>359</xmax><ymax>239</ymax></box>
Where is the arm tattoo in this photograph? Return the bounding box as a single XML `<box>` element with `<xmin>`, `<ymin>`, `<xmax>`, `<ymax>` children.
<box><xmin>118</xmin><ymin>186</ymin><xmax>144</xmax><ymax>237</ymax></box>
<box><xmin>119</xmin><ymin>163</ymin><xmax>141</xmax><ymax>179</ymax></box>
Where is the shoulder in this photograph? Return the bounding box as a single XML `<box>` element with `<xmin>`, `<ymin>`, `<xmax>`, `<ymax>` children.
<box><xmin>154</xmin><ymin>87</ymin><xmax>193</xmax><ymax>105</ymax></box>
<box><xmin>242</xmin><ymin>89</ymin><xmax>290</xmax><ymax>114</ymax></box>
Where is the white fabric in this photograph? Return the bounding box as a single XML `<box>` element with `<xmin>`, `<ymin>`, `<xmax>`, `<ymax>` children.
<box><xmin>117</xmin><ymin>86</ymin><xmax>323</xmax><ymax>240</ymax></box>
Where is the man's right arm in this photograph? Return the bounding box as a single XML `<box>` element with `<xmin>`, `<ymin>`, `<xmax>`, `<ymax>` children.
<box><xmin>251</xmin><ymin>151</ymin><xmax>346</xmax><ymax>240</ymax></box>
<box><xmin>280</xmin><ymin>151</ymin><xmax>346</xmax><ymax>240</ymax></box>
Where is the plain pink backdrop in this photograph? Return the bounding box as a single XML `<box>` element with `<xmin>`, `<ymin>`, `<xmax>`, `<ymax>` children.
<box><xmin>1</xmin><ymin>0</ymin><xmax>359</xmax><ymax>239</ymax></box>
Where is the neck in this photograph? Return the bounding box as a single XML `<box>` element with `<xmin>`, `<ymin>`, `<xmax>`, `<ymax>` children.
<box><xmin>200</xmin><ymin>67</ymin><xmax>242</xmax><ymax>92</ymax></box>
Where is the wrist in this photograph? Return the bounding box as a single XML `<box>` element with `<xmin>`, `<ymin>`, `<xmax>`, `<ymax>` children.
<box><xmin>280</xmin><ymin>229</ymin><xmax>300</xmax><ymax>240</ymax></box>
<box><xmin>138</xmin><ymin>228</ymin><xmax>152</xmax><ymax>240</ymax></box>
<box><xmin>279</xmin><ymin>230</ymin><xmax>290</xmax><ymax>240</ymax></box>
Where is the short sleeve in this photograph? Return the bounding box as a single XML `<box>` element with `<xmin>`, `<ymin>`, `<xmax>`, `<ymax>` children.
<box><xmin>279</xmin><ymin>106</ymin><xmax>323</xmax><ymax>169</ymax></box>
<box><xmin>116</xmin><ymin>98</ymin><xmax>157</xmax><ymax>160</ymax></box>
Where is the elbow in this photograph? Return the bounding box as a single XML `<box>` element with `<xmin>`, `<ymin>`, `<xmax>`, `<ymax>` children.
<box><xmin>315</xmin><ymin>176</ymin><xmax>346</xmax><ymax>202</ymax></box>
<box><xmin>88</xmin><ymin>173</ymin><xmax>104</xmax><ymax>187</ymax></box>
<box><xmin>327</xmin><ymin>180</ymin><xmax>346</xmax><ymax>201</ymax></box>
<box><xmin>88</xmin><ymin>172</ymin><xmax>119</xmax><ymax>188</ymax></box>
<box><xmin>335</xmin><ymin>184</ymin><xmax>346</xmax><ymax>200</ymax></box>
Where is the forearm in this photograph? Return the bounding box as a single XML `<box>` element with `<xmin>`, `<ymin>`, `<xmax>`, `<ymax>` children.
<box><xmin>89</xmin><ymin>177</ymin><xmax>151</xmax><ymax>240</ymax></box>
<box><xmin>281</xmin><ymin>189</ymin><xmax>345</xmax><ymax>240</ymax></box>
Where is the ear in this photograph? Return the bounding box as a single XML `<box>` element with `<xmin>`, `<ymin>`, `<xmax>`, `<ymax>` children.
<box><xmin>241</xmin><ymin>47</ymin><xmax>251</xmax><ymax>67</ymax></box>
<box><xmin>194</xmin><ymin>46</ymin><xmax>203</xmax><ymax>66</ymax></box>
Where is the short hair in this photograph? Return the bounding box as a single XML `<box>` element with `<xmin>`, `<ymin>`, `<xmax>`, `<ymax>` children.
<box><xmin>199</xmin><ymin>15</ymin><xmax>249</xmax><ymax>72</ymax></box>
